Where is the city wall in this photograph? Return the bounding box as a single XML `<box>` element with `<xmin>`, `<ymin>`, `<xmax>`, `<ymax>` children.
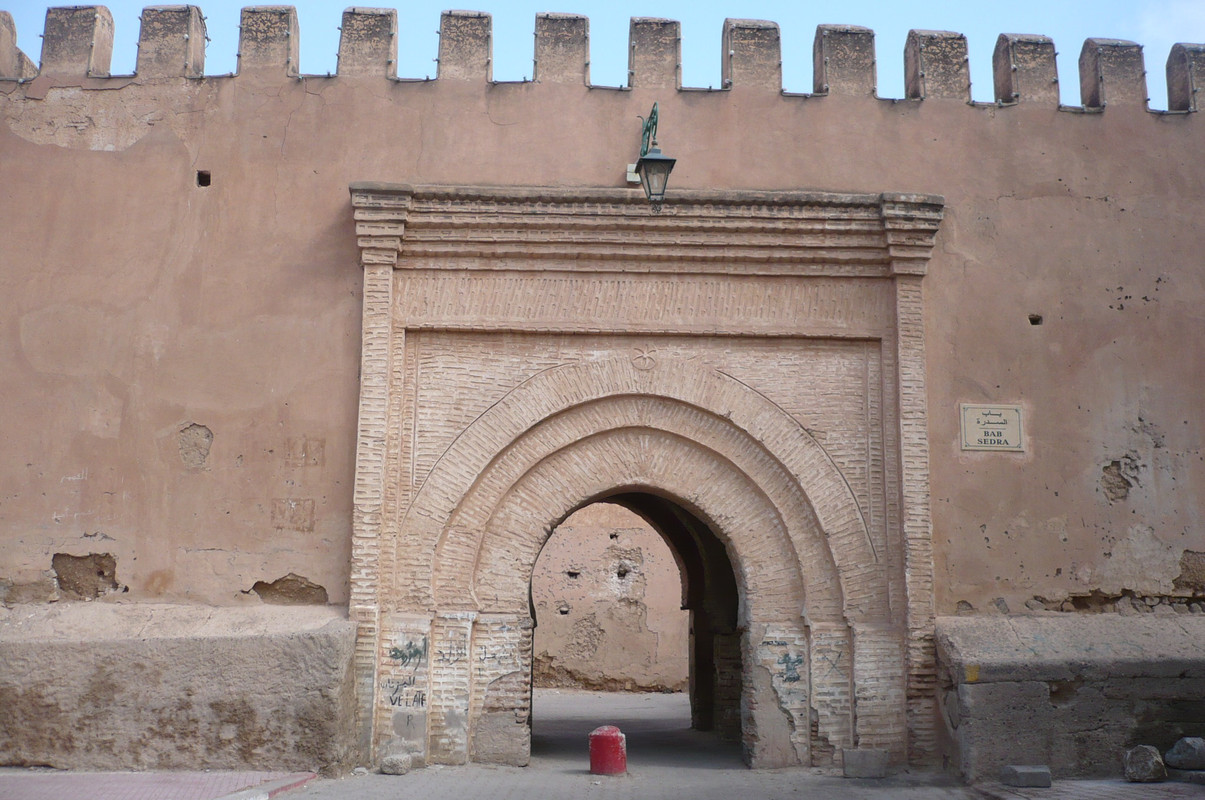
<box><xmin>1</xmin><ymin>5</ymin><xmax>1203</xmax><ymax>777</ymax></box>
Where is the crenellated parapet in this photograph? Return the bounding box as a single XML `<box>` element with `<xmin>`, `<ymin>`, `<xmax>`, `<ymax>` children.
<box><xmin>1</xmin><ymin>4</ymin><xmax>1203</xmax><ymax>112</ymax></box>
<box><xmin>136</xmin><ymin>5</ymin><xmax>205</xmax><ymax>78</ymax></box>
<box><xmin>38</xmin><ymin>5</ymin><xmax>114</xmax><ymax>77</ymax></box>
<box><xmin>1079</xmin><ymin>38</ymin><xmax>1146</xmax><ymax>108</ymax></box>
<box><xmin>905</xmin><ymin>30</ymin><xmax>970</xmax><ymax>101</ymax></box>
<box><xmin>992</xmin><ymin>34</ymin><xmax>1058</xmax><ymax>106</ymax></box>
<box><xmin>1168</xmin><ymin>42</ymin><xmax>1205</xmax><ymax>111</ymax></box>
<box><xmin>0</xmin><ymin>12</ymin><xmax>35</xmax><ymax>79</ymax></box>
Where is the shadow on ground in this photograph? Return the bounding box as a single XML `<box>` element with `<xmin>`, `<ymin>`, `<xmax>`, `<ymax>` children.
<box><xmin>530</xmin><ymin>689</ymin><xmax>745</xmax><ymax>773</ymax></box>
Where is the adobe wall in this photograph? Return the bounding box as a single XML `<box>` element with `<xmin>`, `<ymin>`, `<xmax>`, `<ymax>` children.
<box><xmin>532</xmin><ymin>503</ymin><xmax>689</xmax><ymax>692</ymax></box>
<box><xmin>0</xmin><ymin>4</ymin><xmax>1203</xmax><ymax>774</ymax></box>
<box><xmin>0</xmin><ymin>7</ymin><xmax>1201</xmax><ymax>616</ymax></box>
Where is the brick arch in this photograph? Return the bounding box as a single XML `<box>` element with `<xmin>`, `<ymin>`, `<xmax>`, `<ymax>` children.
<box><xmin>404</xmin><ymin>356</ymin><xmax>884</xmax><ymax>623</ymax></box>
<box><xmin>447</xmin><ymin>425</ymin><xmax>806</xmax><ymax>620</ymax></box>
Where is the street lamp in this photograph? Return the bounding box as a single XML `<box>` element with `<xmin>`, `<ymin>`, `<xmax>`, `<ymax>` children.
<box><xmin>633</xmin><ymin>103</ymin><xmax>676</xmax><ymax>212</ymax></box>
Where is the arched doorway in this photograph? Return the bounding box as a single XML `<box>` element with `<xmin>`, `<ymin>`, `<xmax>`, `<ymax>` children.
<box><xmin>530</xmin><ymin>495</ymin><xmax>742</xmax><ymax>745</ymax></box>
<box><xmin>379</xmin><ymin>355</ymin><xmax>882</xmax><ymax>768</ymax></box>
<box><xmin>348</xmin><ymin>184</ymin><xmax>943</xmax><ymax>770</ymax></box>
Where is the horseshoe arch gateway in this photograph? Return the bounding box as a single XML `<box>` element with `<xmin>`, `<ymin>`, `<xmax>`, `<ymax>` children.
<box><xmin>347</xmin><ymin>184</ymin><xmax>944</xmax><ymax>768</ymax></box>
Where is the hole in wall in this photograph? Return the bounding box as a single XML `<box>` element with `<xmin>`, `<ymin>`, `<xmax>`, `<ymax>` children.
<box><xmin>196</xmin><ymin>170</ymin><xmax>211</xmax><ymax>187</ymax></box>
<box><xmin>1028</xmin><ymin>314</ymin><xmax>1043</xmax><ymax>325</ymax></box>
<box><xmin>250</xmin><ymin>572</ymin><xmax>328</xmax><ymax>605</ymax></box>
<box><xmin>178</xmin><ymin>423</ymin><xmax>213</xmax><ymax>469</ymax></box>
<box><xmin>52</xmin><ymin>552</ymin><xmax>121</xmax><ymax>599</ymax></box>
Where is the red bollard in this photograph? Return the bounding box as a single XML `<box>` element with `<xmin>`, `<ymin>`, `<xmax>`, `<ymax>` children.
<box><xmin>589</xmin><ymin>724</ymin><xmax>627</xmax><ymax>775</ymax></box>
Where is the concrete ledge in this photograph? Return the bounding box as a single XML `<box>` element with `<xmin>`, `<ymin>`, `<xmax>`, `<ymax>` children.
<box><xmin>0</xmin><ymin>603</ymin><xmax>358</xmax><ymax>773</ymax></box>
<box><xmin>1000</xmin><ymin>764</ymin><xmax>1052</xmax><ymax>787</ymax></box>
<box><xmin>843</xmin><ymin>748</ymin><xmax>889</xmax><ymax>778</ymax></box>
<box><xmin>937</xmin><ymin>615</ymin><xmax>1205</xmax><ymax>781</ymax></box>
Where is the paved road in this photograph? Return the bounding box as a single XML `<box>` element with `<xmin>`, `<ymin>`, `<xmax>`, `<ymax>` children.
<box><xmin>284</xmin><ymin>690</ymin><xmax>1205</xmax><ymax>800</ymax></box>
<box><xmin>285</xmin><ymin>689</ymin><xmax>979</xmax><ymax>800</ymax></box>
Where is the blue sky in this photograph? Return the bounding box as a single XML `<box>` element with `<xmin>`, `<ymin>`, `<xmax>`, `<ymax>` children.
<box><xmin>9</xmin><ymin>1</ymin><xmax>1205</xmax><ymax>108</ymax></box>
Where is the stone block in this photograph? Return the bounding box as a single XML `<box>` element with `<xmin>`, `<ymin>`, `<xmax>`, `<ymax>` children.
<box><xmin>1167</xmin><ymin>43</ymin><xmax>1205</xmax><ymax>112</ymax></box>
<box><xmin>842</xmin><ymin>748</ymin><xmax>888</xmax><ymax>778</ymax></box>
<box><xmin>905</xmin><ymin>30</ymin><xmax>970</xmax><ymax>101</ymax></box>
<box><xmin>337</xmin><ymin>8</ymin><xmax>396</xmax><ymax>78</ymax></box>
<box><xmin>954</xmin><ymin>680</ymin><xmax>1054</xmax><ymax>781</ymax></box>
<box><xmin>937</xmin><ymin>616</ymin><xmax>1205</xmax><ymax>684</ymax></box>
<box><xmin>534</xmin><ymin>13</ymin><xmax>588</xmax><ymax>84</ymax></box>
<box><xmin>136</xmin><ymin>5</ymin><xmax>206</xmax><ymax>78</ymax></box>
<box><xmin>438</xmin><ymin>11</ymin><xmax>491</xmax><ymax>82</ymax></box>
<box><xmin>814</xmin><ymin>25</ymin><xmax>876</xmax><ymax>97</ymax></box>
<box><xmin>1079</xmin><ymin>38</ymin><xmax>1147</xmax><ymax>109</ymax></box>
<box><xmin>0</xmin><ymin>603</ymin><xmax>358</xmax><ymax>772</ymax></box>
<box><xmin>722</xmin><ymin>19</ymin><xmax>781</xmax><ymax>90</ymax></box>
<box><xmin>238</xmin><ymin>6</ymin><xmax>299</xmax><ymax>77</ymax></box>
<box><xmin>1125</xmin><ymin>745</ymin><xmax>1167</xmax><ymax>782</ymax></box>
<box><xmin>40</xmin><ymin>5</ymin><xmax>114</xmax><ymax>77</ymax></box>
<box><xmin>628</xmin><ymin>17</ymin><xmax>679</xmax><ymax>89</ymax></box>
<box><xmin>937</xmin><ymin>616</ymin><xmax>1205</xmax><ymax>780</ymax></box>
<box><xmin>1000</xmin><ymin>765</ymin><xmax>1052</xmax><ymax>787</ymax></box>
<box><xmin>0</xmin><ymin>12</ymin><xmax>37</xmax><ymax>79</ymax></box>
<box><xmin>993</xmin><ymin>34</ymin><xmax>1058</xmax><ymax>105</ymax></box>
<box><xmin>1166</xmin><ymin>737</ymin><xmax>1205</xmax><ymax>770</ymax></box>
<box><xmin>1168</xmin><ymin>768</ymin><xmax>1205</xmax><ymax>785</ymax></box>
<box><xmin>379</xmin><ymin>752</ymin><xmax>411</xmax><ymax>774</ymax></box>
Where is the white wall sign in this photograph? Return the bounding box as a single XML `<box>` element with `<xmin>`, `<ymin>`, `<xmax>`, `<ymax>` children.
<box><xmin>960</xmin><ymin>404</ymin><xmax>1024</xmax><ymax>451</ymax></box>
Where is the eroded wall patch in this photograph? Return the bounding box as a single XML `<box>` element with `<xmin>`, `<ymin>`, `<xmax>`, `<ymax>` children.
<box><xmin>251</xmin><ymin>573</ymin><xmax>328</xmax><ymax>605</ymax></box>
<box><xmin>51</xmin><ymin>552</ymin><xmax>121</xmax><ymax>599</ymax></box>
<box><xmin>1101</xmin><ymin>454</ymin><xmax>1140</xmax><ymax>502</ymax></box>
<box><xmin>178</xmin><ymin>423</ymin><xmax>213</xmax><ymax>469</ymax></box>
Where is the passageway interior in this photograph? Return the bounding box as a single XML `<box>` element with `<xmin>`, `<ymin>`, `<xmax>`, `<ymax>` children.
<box><xmin>529</xmin><ymin>688</ymin><xmax>744</xmax><ymax>771</ymax></box>
<box><xmin>529</xmin><ymin>494</ymin><xmax>745</xmax><ymax>767</ymax></box>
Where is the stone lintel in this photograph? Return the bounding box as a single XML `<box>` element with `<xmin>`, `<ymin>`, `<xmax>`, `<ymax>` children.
<box><xmin>40</xmin><ymin>5</ymin><xmax>114</xmax><ymax>77</ymax></box>
<box><xmin>814</xmin><ymin>25</ymin><xmax>876</xmax><ymax>97</ymax></box>
<box><xmin>349</xmin><ymin>184</ymin><xmax>944</xmax><ymax>279</ymax></box>
<box><xmin>438</xmin><ymin>10</ymin><xmax>491</xmax><ymax>82</ymax></box>
<box><xmin>722</xmin><ymin>18</ymin><xmax>781</xmax><ymax>91</ymax></box>
<box><xmin>338</xmin><ymin>7</ymin><xmax>397</xmax><ymax>79</ymax></box>
<box><xmin>993</xmin><ymin>34</ymin><xmax>1058</xmax><ymax>106</ymax></box>
<box><xmin>137</xmin><ymin>5</ymin><xmax>206</xmax><ymax>79</ymax></box>
<box><xmin>238</xmin><ymin>6</ymin><xmax>299</xmax><ymax>77</ymax></box>
<box><xmin>905</xmin><ymin>30</ymin><xmax>970</xmax><ymax>101</ymax></box>
<box><xmin>1079</xmin><ymin>38</ymin><xmax>1147</xmax><ymax>109</ymax></box>
<box><xmin>628</xmin><ymin>17</ymin><xmax>679</xmax><ymax>89</ymax></box>
<box><xmin>534</xmin><ymin>13</ymin><xmax>588</xmax><ymax>85</ymax></box>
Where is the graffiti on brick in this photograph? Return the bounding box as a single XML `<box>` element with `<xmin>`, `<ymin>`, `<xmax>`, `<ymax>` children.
<box><xmin>383</xmin><ymin>634</ymin><xmax>429</xmax><ymax>709</ymax></box>
<box><xmin>477</xmin><ymin>641</ymin><xmax>519</xmax><ymax>666</ymax></box>
<box><xmin>389</xmin><ymin>636</ymin><xmax>428</xmax><ymax>667</ymax></box>
<box><xmin>436</xmin><ymin>640</ymin><xmax>468</xmax><ymax>664</ymax></box>
<box><xmin>778</xmin><ymin>652</ymin><xmax>805</xmax><ymax>683</ymax></box>
<box><xmin>383</xmin><ymin>677</ymin><xmax>427</xmax><ymax>708</ymax></box>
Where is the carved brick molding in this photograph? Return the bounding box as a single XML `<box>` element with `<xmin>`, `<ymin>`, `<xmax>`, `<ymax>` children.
<box><xmin>348</xmin><ymin>184</ymin><xmax>944</xmax><ymax>768</ymax></box>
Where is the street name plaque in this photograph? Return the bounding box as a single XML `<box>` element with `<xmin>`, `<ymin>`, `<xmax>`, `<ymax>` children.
<box><xmin>960</xmin><ymin>404</ymin><xmax>1024</xmax><ymax>451</ymax></box>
